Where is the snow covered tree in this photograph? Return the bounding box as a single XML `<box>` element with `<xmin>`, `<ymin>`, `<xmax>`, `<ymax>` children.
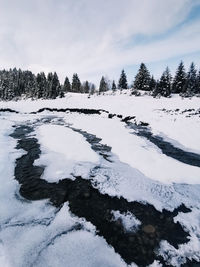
<box><xmin>158</xmin><ymin>67</ymin><xmax>172</xmax><ymax>97</ymax></box>
<box><xmin>133</xmin><ymin>63</ymin><xmax>151</xmax><ymax>91</ymax></box>
<box><xmin>46</xmin><ymin>72</ymin><xmax>53</xmax><ymax>98</ymax></box>
<box><xmin>118</xmin><ymin>69</ymin><xmax>128</xmax><ymax>90</ymax></box>
<box><xmin>90</xmin><ymin>84</ymin><xmax>96</xmax><ymax>95</ymax></box>
<box><xmin>46</xmin><ymin>72</ymin><xmax>60</xmax><ymax>99</ymax></box>
<box><xmin>172</xmin><ymin>61</ymin><xmax>186</xmax><ymax>94</ymax></box>
<box><xmin>196</xmin><ymin>70</ymin><xmax>200</xmax><ymax>94</ymax></box>
<box><xmin>112</xmin><ymin>80</ymin><xmax>117</xmax><ymax>92</ymax></box>
<box><xmin>51</xmin><ymin>72</ymin><xmax>60</xmax><ymax>98</ymax></box>
<box><xmin>185</xmin><ymin>62</ymin><xmax>197</xmax><ymax>96</ymax></box>
<box><xmin>99</xmin><ymin>76</ymin><xmax>108</xmax><ymax>94</ymax></box>
<box><xmin>72</xmin><ymin>73</ymin><xmax>81</xmax><ymax>93</ymax></box>
<box><xmin>35</xmin><ymin>72</ymin><xmax>47</xmax><ymax>99</ymax></box>
<box><xmin>63</xmin><ymin>76</ymin><xmax>71</xmax><ymax>93</ymax></box>
<box><xmin>149</xmin><ymin>76</ymin><xmax>156</xmax><ymax>92</ymax></box>
<box><xmin>23</xmin><ymin>71</ymin><xmax>37</xmax><ymax>98</ymax></box>
<box><xmin>152</xmin><ymin>80</ymin><xmax>161</xmax><ymax>97</ymax></box>
<box><xmin>82</xmin><ymin>81</ymin><xmax>90</xmax><ymax>93</ymax></box>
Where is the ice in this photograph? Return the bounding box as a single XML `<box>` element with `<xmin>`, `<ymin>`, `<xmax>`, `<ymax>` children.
<box><xmin>111</xmin><ymin>211</ymin><xmax>141</xmax><ymax>232</ymax></box>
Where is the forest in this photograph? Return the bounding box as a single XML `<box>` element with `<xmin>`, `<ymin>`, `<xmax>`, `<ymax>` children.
<box><xmin>0</xmin><ymin>61</ymin><xmax>200</xmax><ymax>101</ymax></box>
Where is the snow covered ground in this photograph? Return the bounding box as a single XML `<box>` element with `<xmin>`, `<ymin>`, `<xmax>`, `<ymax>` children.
<box><xmin>1</xmin><ymin>91</ymin><xmax>200</xmax><ymax>153</ymax></box>
<box><xmin>0</xmin><ymin>92</ymin><xmax>200</xmax><ymax>266</ymax></box>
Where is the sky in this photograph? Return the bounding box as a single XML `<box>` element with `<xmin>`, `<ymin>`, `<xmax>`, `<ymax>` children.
<box><xmin>0</xmin><ymin>0</ymin><xmax>200</xmax><ymax>85</ymax></box>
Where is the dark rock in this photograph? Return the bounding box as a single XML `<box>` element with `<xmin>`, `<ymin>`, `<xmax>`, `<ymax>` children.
<box><xmin>121</xmin><ymin>116</ymin><xmax>136</xmax><ymax>123</ymax></box>
<box><xmin>108</xmin><ymin>114</ymin><xmax>116</xmax><ymax>119</ymax></box>
<box><xmin>139</xmin><ymin>121</ymin><xmax>149</xmax><ymax>127</ymax></box>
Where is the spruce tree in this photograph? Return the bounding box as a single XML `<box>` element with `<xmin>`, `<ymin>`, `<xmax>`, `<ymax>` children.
<box><xmin>159</xmin><ymin>67</ymin><xmax>172</xmax><ymax>97</ymax></box>
<box><xmin>63</xmin><ymin>76</ymin><xmax>71</xmax><ymax>93</ymax></box>
<box><xmin>196</xmin><ymin>70</ymin><xmax>200</xmax><ymax>94</ymax></box>
<box><xmin>35</xmin><ymin>72</ymin><xmax>47</xmax><ymax>99</ymax></box>
<box><xmin>133</xmin><ymin>63</ymin><xmax>151</xmax><ymax>91</ymax></box>
<box><xmin>99</xmin><ymin>76</ymin><xmax>108</xmax><ymax>94</ymax></box>
<box><xmin>152</xmin><ymin>80</ymin><xmax>161</xmax><ymax>97</ymax></box>
<box><xmin>72</xmin><ymin>73</ymin><xmax>81</xmax><ymax>93</ymax></box>
<box><xmin>90</xmin><ymin>84</ymin><xmax>96</xmax><ymax>95</ymax></box>
<box><xmin>172</xmin><ymin>61</ymin><xmax>186</xmax><ymax>94</ymax></box>
<box><xmin>46</xmin><ymin>72</ymin><xmax>60</xmax><ymax>99</ymax></box>
<box><xmin>46</xmin><ymin>72</ymin><xmax>53</xmax><ymax>98</ymax></box>
<box><xmin>83</xmin><ymin>81</ymin><xmax>90</xmax><ymax>93</ymax></box>
<box><xmin>52</xmin><ymin>72</ymin><xmax>60</xmax><ymax>98</ymax></box>
<box><xmin>118</xmin><ymin>70</ymin><xmax>128</xmax><ymax>90</ymax></box>
<box><xmin>112</xmin><ymin>80</ymin><xmax>117</xmax><ymax>92</ymax></box>
<box><xmin>149</xmin><ymin>76</ymin><xmax>156</xmax><ymax>91</ymax></box>
<box><xmin>185</xmin><ymin>62</ymin><xmax>197</xmax><ymax>95</ymax></box>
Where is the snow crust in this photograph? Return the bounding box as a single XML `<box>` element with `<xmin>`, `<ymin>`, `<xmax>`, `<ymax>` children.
<box><xmin>63</xmin><ymin>113</ymin><xmax>200</xmax><ymax>184</ymax></box>
<box><xmin>111</xmin><ymin>211</ymin><xmax>141</xmax><ymax>232</ymax></box>
<box><xmin>35</xmin><ymin>124</ymin><xmax>99</xmax><ymax>181</ymax></box>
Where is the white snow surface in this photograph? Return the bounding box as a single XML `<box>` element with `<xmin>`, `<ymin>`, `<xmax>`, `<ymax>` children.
<box><xmin>62</xmin><ymin>113</ymin><xmax>200</xmax><ymax>184</ymax></box>
<box><xmin>1</xmin><ymin>91</ymin><xmax>200</xmax><ymax>152</ymax></box>
<box><xmin>111</xmin><ymin>211</ymin><xmax>141</xmax><ymax>232</ymax></box>
<box><xmin>35</xmin><ymin>124</ymin><xmax>99</xmax><ymax>182</ymax></box>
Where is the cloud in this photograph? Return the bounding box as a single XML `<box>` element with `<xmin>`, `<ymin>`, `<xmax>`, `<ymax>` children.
<box><xmin>0</xmin><ymin>0</ymin><xmax>199</xmax><ymax>83</ymax></box>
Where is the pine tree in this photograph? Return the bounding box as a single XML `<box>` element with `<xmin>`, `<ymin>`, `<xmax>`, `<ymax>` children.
<box><xmin>133</xmin><ymin>63</ymin><xmax>151</xmax><ymax>91</ymax></box>
<box><xmin>23</xmin><ymin>71</ymin><xmax>37</xmax><ymax>98</ymax></box>
<box><xmin>63</xmin><ymin>76</ymin><xmax>71</xmax><ymax>93</ymax></box>
<box><xmin>99</xmin><ymin>76</ymin><xmax>108</xmax><ymax>94</ymax></box>
<box><xmin>46</xmin><ymin>72</ymin><xmax>53</xmax><ymax>98</ymax></box>
<box><xmin>112</xmin><ymin>80</ymin><xmax>117</xmax><ymax>92</ymax></box>
<box><xmin>149</xmin><ymin>76</ymin><xmax>156</xmax><ymax>91</ymax></box>
<box><xmin>83</xmin><ymin>81</ymin><xmax>90</xmax><ymax>93</ymax></box>
<box><xmin>90</xmin><ymin>84</ymin><xmax>96</xmax><ymax>95</ymax></box>
<box><xmin>185</xmin><ymin>62</ymin><xmax>197</xmax><ymax>95</ymax></box>
<box><xmin>72</xmin><ymin>73</ymin><xmax>81</xmax><ymax>93</ymax></box>
<box><xmin>118</xmin><ymin>70</ymin><xmax>128</xmax><ymax>90</ymax></box>
<box><xmin>196</xmin><ymin>70</ymin><xmax>200</xmax><ymax>94</ymax></box>
<box><xmin>35</xmin><ymin>72</ymin><xmax>47</xmax><ymax>99</ymax></box>
<box><xmin>2</xmin><ymin>73</ymin><xmax>11</xmax><ymax>100</ymax></box>
<box><xmin>46</xmin><ymin>72</ymin><xmax>60</xmax><ymax>99</ymax></box>
<box><xmin>152</xmin><ymin>80</ymin><xmax>161</xmax><ymax>97</ymax></box>
<box><xmin>158</xmin><ymin>67</ymin><xmax>172</xmax><ymax>97</ymax></box>
<box><xmin>172</xmin><ymin>61</ymin><xmax>186</xmax><ymax>94</ymax></box>
<box><xmin>52</xmin><ymin>72</ymin><xmax>60</xmax><ymax>98</ymax></box>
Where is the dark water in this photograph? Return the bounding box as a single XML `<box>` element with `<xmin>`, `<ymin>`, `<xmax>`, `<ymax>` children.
<box><xmin>126</xmin><ymin>121</ymin><xmax>200</xmax><ymax>168</ymax></box>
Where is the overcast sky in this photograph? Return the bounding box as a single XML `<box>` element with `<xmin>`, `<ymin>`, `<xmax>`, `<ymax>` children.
<box><xmin>0</xmin><ymin>0</ymin><xmax>200</xmax><ymax>84</ymax></box>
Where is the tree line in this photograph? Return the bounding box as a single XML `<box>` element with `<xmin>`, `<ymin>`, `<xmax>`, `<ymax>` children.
<box><xmin>99</xmin><ymin>61</ymin><xmax>200</xmax><ymax>97</ymax></box>
<box><xmin>0</xmin><ymin>68</ymin><xmax>95</xmax><ymax>100</ymax></box>
<box><xmin>0</xmin><ymin>61</ymin><xmax>200</xmax><ymax>100</ymax></box>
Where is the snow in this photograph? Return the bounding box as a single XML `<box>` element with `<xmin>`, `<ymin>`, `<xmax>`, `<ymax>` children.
<box><xmin>111</xmin><ymin>211</ymin><xmax>141</xmax><ymax>232</ymax></box>
<box><xmin>35</xmin><ymin>230</ymin><xmax>126</xmax><ymax>267</ymax></box>
<box><xmin>1</xmin><ymin>92</ymin><xmax>200</xmax><ymax>266</ymax></box>
<box><xmin>0</xmin><ymin>114</ymin><xmax>128</xmax><ymax>267</ymax></box>
<box><xmin>63</xmin><ymin>113</ymin><xmax>200</xmax><ymax>184</ymax></box>
<box><xmin>1</xmin><ymin>92</ymin><xmax>200</xmax><ymax>153</ymax></box>
<box><xmin>35</xmin><ymin>124</ymin><xmax>99</xmax><ymax>182</ymax></box>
